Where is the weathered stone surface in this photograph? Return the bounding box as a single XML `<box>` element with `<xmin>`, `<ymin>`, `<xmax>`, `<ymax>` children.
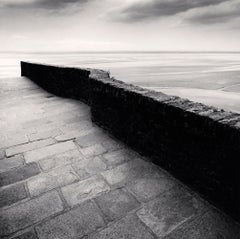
<box><xmin>126</xmin><ymin>173</ymin><xmax>175</xmax><ymax>202</ymax></box>
<box><xmin>88</xmin><ymin>214</ymin><xmax>155</xmax><ymax>239</ymax></box>
<box><xmin>24</xmin><ymin>141</ymin><xmax>76</xmax><ymax>163</ymax></box>
<box><xmin>80</xmin><ymin>144</ymin><xmax>107</xmax><ymax>158</ymax></box>
<box><xmin>28</xmin><ymin>128</ymin><xmax>62</xmax><ymax>141</ymax></box>
<box><xmin>0</xmin><ymin>154</ymin><xmax>24</xmax><ymax>173</ymax></box>
<box><xmin>165</xmin><ymin>211</ymin><xmax>240</xmax><ymax>239</ymax></box>
<box><xmin>0</xmin><ymin>162</ymin><xmax>40</xmax><ymax>186</ymax></box>
<box><xmin>101</xmin><ymin>158</ymin><xmax>158</xmax><ymax>187</ymax></box>
<box><xmin>0</xmin><ymin>149</ymin><xmax>5</xmax><ymax>159</ymax></box>
<box><xmin>17</xmin><ymin>229</ymin><xmax>38</xmax><ymax>239</ymax></box>
<box><xmin>27</xmin><ymin>165</ymin><xmax>78</xmax><ymax>196</ymax></box>
<box><xmin>0</xmin><ymin>191</ymin><xmax>63</xmax><ymax>237</ymax></box>
<box><xmin>6</xmin><ymin>138</ymin><xmax>55</xmax><ymax>157</ymax></box>
<box><xmin>102</xmin><ymin>149</ymin><xmax>135</xmax><ymax>169</ymax></box>
<box><xmin>76</xmin><ymin>132</ymin><xmax>109</xmax><ymax>148</ymax></box>
<box><xmin>0</xmin><ymin>135</ymin><xmax>29</xmax><ymax>149</ymax></box>
<box><xmin>95</xmin><ymin>189</ymin><xmax>140</xmax><ymax>222</ymax></box>
<box><xmin>36</xmin><ymin>201</ymin><xmax>105</xmax><ymax>239</ymax></box>
<box><xmin>72</xmin><ymin>156</ymin><xmax>107</xmax><ymax>175</ymax></box>
<box><xmin>101</xmin><ymin>138</ymin><xmax>123</xmax><ymax>152</ymax></box>
<box><xmin>136</xmin><ymin>186</ymin><xmax>205</xmax><ymax>238</ymax></box>
<box><xmin>61</xmin><ymin>176</ymin><xmax>110</xmax><ymax>207</ymax></box>
<box><xmin>0</xmin><ymin>183</ymin><xmax>28</xmax><ymax>208</ymax></box>
<box><xmin>39</xmin><ymin>149</ymin><xmax>83</xmax><ymax>171</ymax></box>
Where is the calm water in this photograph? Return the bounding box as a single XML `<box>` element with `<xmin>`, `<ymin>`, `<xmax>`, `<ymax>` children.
<box><xmin>1</xmin><ymin>52</ymin><xmax>240</xmax><ymax>112</ymax></box>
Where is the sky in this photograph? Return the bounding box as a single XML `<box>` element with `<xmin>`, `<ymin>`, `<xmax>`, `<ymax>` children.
<box><xmin>0</xmin><ymin>0</ymin><xmax>240</xmax><ymax>52</ymax></box>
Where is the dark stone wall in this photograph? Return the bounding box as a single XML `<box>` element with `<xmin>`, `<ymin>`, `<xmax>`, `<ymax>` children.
<box><xmin>21</xmin><ymin>61</ymin><xmax>240</xmax><ymax>221</ymax></box>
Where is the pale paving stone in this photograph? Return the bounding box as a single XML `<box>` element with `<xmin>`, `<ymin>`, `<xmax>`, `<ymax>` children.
<box><xmin>39</xmin><ymin>149</ymin><xmax>83</xmax><ymax>171</ymax></box>
<box><xmin>36</xmin><ymin>201</ymin><xmax>105</xmax><ymax>239</ymax></box>
<box><xmin>165</xmin><ymin>210</ymin><xmax>240</xmax><ymax>239</ymax></box>
<box><xmin>101</xmin><ymin>138</ymin><xmax>124</xmax><ymax>152</ymax></box>
<box><xmin>136</xmin><ymin>186</ymin><xmax>205</xmax><ymax>238</ymax></box>
<box><xmin>126</xmin><ymin>172</ymin><xmax>176</xmax><ymax>202</ymax></box>
<box><xmin>95</xmin><ymin>189</ymin><xmax>140</xmax><ymax>222</ymax></box>
<box><xmin>61</xmin><ymin>176</ymin><xmax>110</xmax><ymax>207</ymax></box>
<box><xmin>101</xmin><ymin>158</ymin><xmax>159</xmax><ymax>187</ymax></box>
<box><xmin>55</xmin><ymin>128</ymin><xmax>94</xmax><ymax>142</ymax></box>
<box><xmin>88</xmin><ymin>214</ymin><xmax>155</xmax><ymax>239</ymax></box>
<box><xmin>6</xmin><ymin>138</ymin><xmax>55</xmax><ymax>157</ymax></box>
<box><xmin>0</xmin><ymin>154</ymin><xmax>24</xmax><ymax>173</ymax></box>
<box><xmin>0</xmin><ymin>191</ymin><xmax>64</xmax><ymax>237</ymax></box>
<box><xmin>102</xmin><ymin>149</ymin><xmax>135</xmax><ymax>169</ymax></box>
<box><xmin>80</xmin><ymin>144</ymin><xmax>107</xmax><ymax>158</ymax></box>
<box><xmin>24</xmin><ymin>141</ymin><xmax>76</xmax><ymax>163</ymax></box>
<box><xmin>28</xmin><ymin>128</ymin><xmax>62</xmax><ymax>141</ymax></box>
<box><xmin>27</xmin><ymin>165</ymin><xmax>78</xmax><ymax>196</ymax></box>
<box><xmin>0</xmin><ymin>135</ymin><xmax>28</xmax><ymax>149</ymax></box>
<box><xmin>72</xmin><ymin>156</ymin><xmax>107</xmax><ymax>175</ymax></box>
<box><xmin>76</xmin><ymin>131</ymin><xmax>110</xmax><ymax>148</ymax></box>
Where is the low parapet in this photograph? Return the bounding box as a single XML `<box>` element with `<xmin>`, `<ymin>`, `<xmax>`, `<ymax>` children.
<box><xmin>21</xmin><ymin>61</ymin><xmax>240</xmax><ymax>221</ymax></box>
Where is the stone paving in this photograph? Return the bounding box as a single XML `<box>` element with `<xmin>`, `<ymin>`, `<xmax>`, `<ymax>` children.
<box><xmin>0</xmin><ymin>76</ymin><xmax>240</xmax><ymax>239</ymax></box>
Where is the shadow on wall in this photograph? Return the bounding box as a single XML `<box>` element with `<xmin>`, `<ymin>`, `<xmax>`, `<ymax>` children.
<box><xmin>21</xmin><ymin>61</ymin><xmax>240</xmax><ymax>222</ymax></box>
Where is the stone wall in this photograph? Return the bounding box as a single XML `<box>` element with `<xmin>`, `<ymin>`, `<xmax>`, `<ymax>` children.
<box><xmin>21</xmin><ymin>61</ymin><xmax>240</xmax><ymax>221</ymax></box>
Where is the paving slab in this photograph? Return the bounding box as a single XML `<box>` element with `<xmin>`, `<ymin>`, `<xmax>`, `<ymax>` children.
<box><xmin>95</xmin><ymin>189</ymin><xmax>140</xmax><ymax>222</ymax></box>
<box><xmin>61</xmin><ymin>176</ymin><xmax>110</xmax><ymax>207</ymax></box>
<box><xmin>0</xmin><ymin>162</ymin><xmax>40</xmax><ymax>187</ymax></box>
<box><xmin>136</xmin><ymin>186</ymin><xmax>205</xmax><ymax>238</ymax></box>
<box><xmin>0</xmin><ymin>154</ymin><xmax>24</xmax><ymax>173</ymax></box>
<box><xmin>27</xmin><ymin>165</ymin><xmax>78</xmax><ymax>196</ymax></box>
<box><xmin>39</xmin><ymin>149</ymin><xmax>83</xmax><ymax>171</ymax></box>
<box><xmin>36</xmin><ymin>201</ymin><xmax>105</xmax><ymax>239</ymax></box>
<box><xmin>24</xmin><ymin>141</ymin><xmax>77</xmax><ymax>163</ymax></box>
<box><xmin>88</xmin><ymin>214</ymin><xmax>156</xmax><ymax>239</ymax></box>
<box><xmin>6</xmin><ymin>138</ymin><xmax>55</xmax><ymax>157</ymax></box>
<box><xmin>0</xmin><ymin>183</ymin><xmax>28</xmax><ymax>208</ymax></box>
<box><xmin>0</xmin><ymin>190</ymin><xmax>63</xmax><ymax>237</ymax></box>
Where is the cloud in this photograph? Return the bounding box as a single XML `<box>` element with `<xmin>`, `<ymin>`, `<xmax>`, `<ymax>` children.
<box><xmin>107</xmin><ymin>0</ymin><xmax>229</xmax><ymax>22</ymax></box>
<box><xmin>0</xmin><ymin>0</ymin><xmax>89</xmax><ymax>12</ymax></box>
<box><xmin>184</xmin><ymin>0</ymin><xmax>240</xmax><ymax>24</ymax></box>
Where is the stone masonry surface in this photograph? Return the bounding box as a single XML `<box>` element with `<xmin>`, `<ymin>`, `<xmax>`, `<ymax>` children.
<box><xmin>0</xmin><ymin>71</ymin><xmax>239</xmax><ymax>238</ymax></box>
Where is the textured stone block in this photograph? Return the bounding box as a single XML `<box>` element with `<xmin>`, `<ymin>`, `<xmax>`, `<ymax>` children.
<box><xmin>101</xmin><ymin>158</ymin><xmax>157</xmax><ymax>187</ymax></box>
<box><xmin>61</xmin><ymin>176</ymin><xmax>110</xmax><ymax>207</ymax></box>
<box><xmin>101</xmin><ymin>138</ymin><xmax>123</xmax><ymax>152</ymax></box>
<box><xmin>126</xmin><ymin>173</ymin><xmax>175</xmax><ymax>202</ymax></box>
<box><xmin>24</xmin><ymin>141</ymin><xmax>76</xmax><ymax>163</ymax></box>
<box><xmin>0</xmin><ymin>191</ymin><xmax>63</xmax><ymax>237</ymax></box>
<box><xmin>28</xmin><ymin>128</ymin><xmax>62</xmax><ymax>141</ymax></box>
<box><xmin>27</xmin><ymin>165</ymin><xmax>78</xmax><ymax>196</ymax></box>
<box><xmin>76</xmin><ymin>132</ymin><xmax>109</xmax><ymax>148</ymax></box>
<box><xmin>0</xmin><ymin>183</ymin><xmax>28</xmax><ymax>208</ymax></box>
<box><xmin>39</xmin><ymin>149</ymin><xmax>83</xmax><ymax>171</ymax></box>
<box><xmin>0</xmin><ymin>162</ymin><xmax>40</xmax><ymax>186</ymax></box>
<box><xmin>95</xmin><ymin>189</ymin><xmax>140</xmax><ymax>222</ymax></box>
<box><xmin>80</xmin><ymin>144</ymin><xmax>107</xmax><ymax>158</ymax></box>
<box><xmin>72</xmin><ymin>156</ymin><xmax>107</xmax><ymax>175</ymax></box>
<box><xmin>137</xmin><ymin>187</ymin><xmax>205</xmax><ymax>238</ymax></box>
<box><xmin>0</xmin><ymin>154</ymin><xmax>24</xmax><ymax>173</ymax></box>
<box><xmin>0</xmin><ymin>135</ymin><xmax>29</xmax><ymax>149</ymax></box>
<box><xmin>36</xmin><ymin>201</ymin><xmax>105</xmax><ymax>239</ymax></box>
<box><xmin>102</xmin><ymin>149</ymin><xmax>135</xmax><ymax>168</ymax></box>
<box><xmin>0</xmin><ymin>149</ymin><xmax>6</xmax><ymax>159</ymax></box>
<box><xmin>6</xmin><ymin>138</ymin><xmax>55</xmax><ymax>157</ymax></box>
<box><xmin>16</xmin><ymin>229</ymin><xmax>38</xmax><ymax>239</ymax></box>
<box><xmin>88</xmin><ymin>214</ymin><xmax>155</xmax><ymax>239</ymax></box>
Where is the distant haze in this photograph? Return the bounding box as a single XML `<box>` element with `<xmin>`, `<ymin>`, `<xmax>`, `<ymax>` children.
<box><xmin>0</xmin><ymin>0</ymin><xmax>240</xmax><ymax>52</ymax></box>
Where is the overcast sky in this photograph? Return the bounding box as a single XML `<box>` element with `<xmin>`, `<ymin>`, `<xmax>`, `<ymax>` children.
<box><xmin>0</xmin><ymin>0</ymin><xmax>240</xmax><ymax>51</ymax></box>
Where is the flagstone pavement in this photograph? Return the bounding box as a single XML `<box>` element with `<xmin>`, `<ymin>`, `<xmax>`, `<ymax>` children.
<box><xmin>0</xmin><ymin>75</ymin><xmax>240</xmax><ymax>239</ymax></box>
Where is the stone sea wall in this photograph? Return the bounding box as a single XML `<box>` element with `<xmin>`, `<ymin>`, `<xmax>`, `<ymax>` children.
<box><xmin>21</xmin><ymin>61</ymin><xmax>240</xmax><ymax>221</ymax></box>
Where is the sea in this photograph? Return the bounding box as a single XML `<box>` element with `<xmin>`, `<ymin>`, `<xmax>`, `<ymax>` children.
<box><xmin>1</xmin><ymin>51</ymin><xmax>240</xmax><ymax>113</ymax></box>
